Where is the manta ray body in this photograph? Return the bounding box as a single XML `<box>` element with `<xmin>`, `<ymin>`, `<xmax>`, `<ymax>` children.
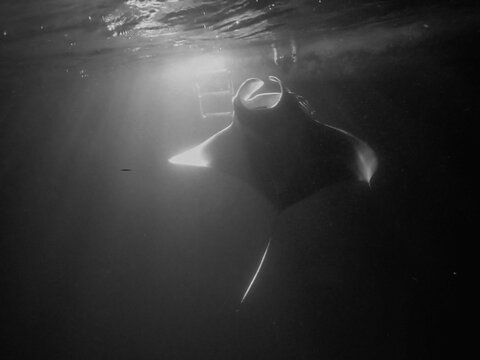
<box><xmin>169</xmin><ymin>76</ymin><xmax>378</xmax><ymax>302</ymax></box>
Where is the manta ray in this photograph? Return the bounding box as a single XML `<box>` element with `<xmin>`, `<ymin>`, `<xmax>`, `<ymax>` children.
<box><xmin>169</xmin><ymin>76</ymin><xmax>378</xmax><ymax>304</ymax></box>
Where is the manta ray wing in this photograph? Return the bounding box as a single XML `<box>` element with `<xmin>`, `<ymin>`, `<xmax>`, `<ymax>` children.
<box><xmin>169</xmin><ymin>76</ymin><xmax>377</xmax><ymax>210</ymax></box>
<box><xmin>169</xmin><ymin>76</ymin><xmax>378</xmax><ymax>304</ymax></box>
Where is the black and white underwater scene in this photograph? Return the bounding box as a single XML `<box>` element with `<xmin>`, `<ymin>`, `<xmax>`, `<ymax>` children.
<box><xmin>1</xmin><ymin>0</ymin><xmax>473</xmax><ymax>359</ymax></box>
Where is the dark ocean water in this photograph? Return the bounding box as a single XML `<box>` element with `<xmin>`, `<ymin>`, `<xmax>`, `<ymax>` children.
<box><xmin>1</xmin><ymin>1</ymin><xmax>475</xmax><ymax>359</ymax></box>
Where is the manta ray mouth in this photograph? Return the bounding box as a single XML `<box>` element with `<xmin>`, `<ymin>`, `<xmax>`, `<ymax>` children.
<box><xmin>234</xmin><ymin>76</ymin><xmax>284</xmax><ymax>111</ymax></box>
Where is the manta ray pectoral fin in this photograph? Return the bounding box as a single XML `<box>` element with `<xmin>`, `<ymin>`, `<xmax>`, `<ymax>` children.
<box><xmin>168</xmin><ymin>125</ymin><xmax>253</xmax><ymax>184</ymax></box>
<box><xmin>355</xmin><ymin>141</ymin><xmax>378</xmax><ymax>185</ymax></box>
<box><xmin>168</xmin><ymin>126</ymin><xmax>233</xmax><ymax>168</ymax></box>
<box><xmin>323</xmin><ymin>124</ymin><xmax>378</xmax><ymax>186</ymax></box>
<box><xmin>168</xmin><ymin>142</ymin><xmax>210</xmax><ymax>168</ymax></box>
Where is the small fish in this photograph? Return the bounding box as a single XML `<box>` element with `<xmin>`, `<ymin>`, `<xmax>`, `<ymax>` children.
<box><xmin>120</xmin><ymin>168</ymin><xmax>132</xmax><ymax>172</ymax></box>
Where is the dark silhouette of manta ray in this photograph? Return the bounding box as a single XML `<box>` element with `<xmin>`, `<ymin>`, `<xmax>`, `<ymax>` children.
<box><xmin>169</xmin><ymin>76</ymin><xmax>378</xmax><ymax>303</ymax></box>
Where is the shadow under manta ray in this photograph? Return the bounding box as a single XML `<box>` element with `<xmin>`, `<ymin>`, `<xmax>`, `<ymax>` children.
<box><xmin>169</xmin><ymin>76</ymin><xmax>378</xmax><ymax>304</ymax></box>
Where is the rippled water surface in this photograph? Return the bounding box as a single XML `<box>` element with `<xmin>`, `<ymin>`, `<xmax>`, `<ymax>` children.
<box><xmin>1</xmin><ymin>0</ymin><xmax>476</xmax><ymax>63</ymax></box>
<box><xmin>1</xmin><ymin>1</ymin><xmax>475</xmax><ymax>359</ymax></box>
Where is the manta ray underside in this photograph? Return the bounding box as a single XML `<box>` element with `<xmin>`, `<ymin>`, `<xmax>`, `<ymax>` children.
<box><xmin>169</xmin><ymin>76</ymin><xmax>378</xmax><ymax>303</ymax></box>
<box><xmin>170</xmin><ymin>76</ymin><xmax>377</xmax><ymax>210</ymax></box>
